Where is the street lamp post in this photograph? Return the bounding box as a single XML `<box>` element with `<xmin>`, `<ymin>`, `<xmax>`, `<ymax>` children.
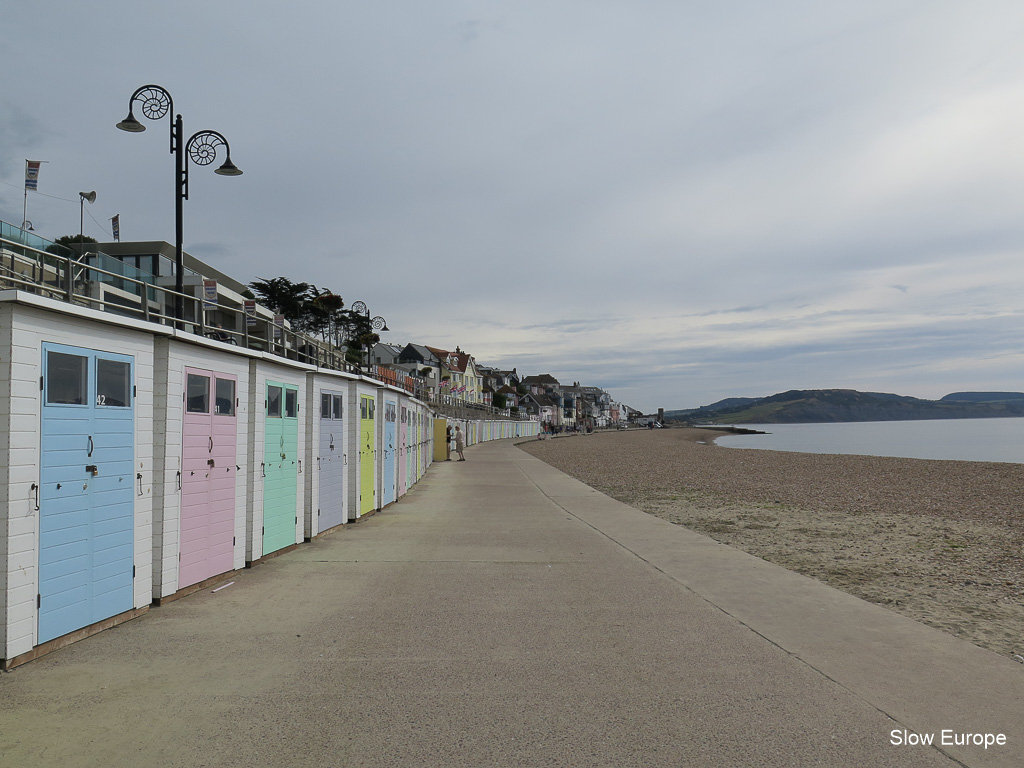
<box><xmin>349</xmin><ymin>300</ymin><xmax>388</xmax><ymax>369</ymax></box>
<box><xmin>117</xmin><ymin>84</ymin><xmax>242</xmax><ymax>325</ymax></box>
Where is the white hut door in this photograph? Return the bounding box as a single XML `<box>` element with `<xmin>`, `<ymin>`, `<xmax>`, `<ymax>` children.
<box><xmin>318</xmin><ymin>391</ymin><xmax>346</xmax><ymax>532</ymax></box>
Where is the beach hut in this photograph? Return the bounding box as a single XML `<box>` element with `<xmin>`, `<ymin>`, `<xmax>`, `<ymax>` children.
<box><xmin>1</xmin><ymin>296</ymin><xmax>155</xmax><ymax>667</ymax></box>
<box><xmin>351</xmin><ymin>381</ymin><xmax>379</xmax><ymax>519</ymax></box>
<box><xmin>247</xmin><ymin>358</ymin><xmax>310</xmax><ymax>563</ymax></box>
<box><xmin>151</xmin><ymin>337</ymin><xmax>252</xmax><ymax>602</ymax></box>
<box><xmin>398</xmin><ymin>401</ymin><xmax>409</xmax><ymax>499</ymax></box>
<box><xmin>379</xmin><ymin>391</ymin><xmax>399</xmax><ymax>507</ymax></box>
<box><xmin>306</xmin><ymin>371</ymin><xmax>356</xmax><ymax>537</ymax></box>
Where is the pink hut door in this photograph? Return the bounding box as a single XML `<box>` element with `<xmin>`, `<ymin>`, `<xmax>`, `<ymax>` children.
<box><xmin>180</xmin><ymin>369</ymin><xmax>238</xmax><ymax>589</ymax></box>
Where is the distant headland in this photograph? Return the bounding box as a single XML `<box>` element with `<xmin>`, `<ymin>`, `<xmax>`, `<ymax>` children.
<box><xmin>666</xmin><ymin>389</ymin><xmax>1024</xmax><ymax>425</ymax></box>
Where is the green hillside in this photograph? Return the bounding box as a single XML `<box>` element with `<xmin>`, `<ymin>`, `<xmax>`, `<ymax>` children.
<box><xmin>674</xmin><ymin>389</ymin><xmax>1024</xmax><ymax>424</ymax></box>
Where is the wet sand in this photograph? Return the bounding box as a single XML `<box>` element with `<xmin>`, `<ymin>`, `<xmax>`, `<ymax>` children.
<box><xmin>519</xmin><ymin>428</ymin><xmax>1024</xmax><ymax>661</ymax></box>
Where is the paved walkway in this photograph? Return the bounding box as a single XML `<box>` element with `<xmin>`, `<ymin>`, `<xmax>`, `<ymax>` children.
<box><xmin>1</xmin><ymin>439</ymin><xmax>1021</xmax><ymax>767</ymax></box>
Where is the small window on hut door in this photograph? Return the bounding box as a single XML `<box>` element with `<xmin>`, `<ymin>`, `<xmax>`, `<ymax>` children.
<box><xmin>333</xmin><ymin>395</ymin><xmax>343</xmax><ymax>420</ymax></box>
<box><xmin>267</xmin><ymin>385</ymin><xmax>282</xmax><ymax>417</ymax></box>
<box><xmin>321</xmin><ymin>393</ymin><xmax>332</xmax><ymax>419</ymax></box>
<box><xmin>285</xmin><ymin>389</ymin><xmax>298</xmax><ymax>418</ymax></box>
<box><xmin>215</xmin><ymin>378</ymin><xmax>235</xmax><ymax>416</ymax></box>
<box><xmin>97</xmin><ymin>359</ymin><xmax>131</xmax><ymax>407</ymax></box>
<box><xmin>46</xmin><ymin>352</ymin><xmax>88</xmax><ymax>405</ymax></box>
<box><xmin>187</xmin><ymin>374</ymin><xmax>211</xmax><ymax>413</ymax></box>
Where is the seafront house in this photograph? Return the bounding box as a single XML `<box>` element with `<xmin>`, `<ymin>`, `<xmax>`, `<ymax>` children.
<box><xmin>521</xmin><ymin>374</ymin><xmax>561</xmax><ymax>397</ymax></box>
<box><xmin>580</xmin><ymin>386</ymin><xmax>613</xmax><ymax>427</ymax></box>
<box><xmin>519</xmin><ymin>392</ymin><xmax>560</xmax><ymax>426</ymax></box>
<box><xmin>425</xmin><ymin>345</ymin><xmax>483</xmax><ymax>405</ymax></box>
<box><xmin>449</xmin><ymin>348</ymin><xmax>483</xmax><ymax>405</ymax></box>
<box><xmin>496</xmin><ymin>384</ymin><xmax>521</xmax><ymax>410</ymax></box>
<box><xmin>369</xmin><ymin>342</ymin><xmax>403</xmax><ymax>367</ymax></box>
<box><xmin>63</xmin><ymin>239</ymin><xmax>282</xmax><ymax>345</ymax></box>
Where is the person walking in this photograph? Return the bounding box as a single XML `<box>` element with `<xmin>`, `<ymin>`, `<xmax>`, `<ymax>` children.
<box><xmin>454</xmin><ymin>425</ymin><xmax>466</xmax><ymax>461</ymax></box>
<box><xmin>445</xmin><ymin>424</ymin><xmax>453</xmax><ymax>461</ymax></box>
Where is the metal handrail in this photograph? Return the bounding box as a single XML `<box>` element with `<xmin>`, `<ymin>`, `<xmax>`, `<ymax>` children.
<box><xmin>0</xmin><ymin>233</ymin><xmax>361</xmax><ymax>376</ymax></box>
<box><xmin>1</xmin><ymin>231</ymin><xmax>528</xmax><ymax>403</ymax></box>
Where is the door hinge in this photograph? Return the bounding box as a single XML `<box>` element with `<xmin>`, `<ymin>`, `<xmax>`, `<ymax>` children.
<box><xmin>133</xmin><ymin>565</ymin><xmax>136</xmax><ymax>578</ymax></box>
<box><xmin>133</xmin><ymin>385</ymin><xmax>137</xmax><ymax>399</ymax></box>
<box><xmin>233</xmin><ymin>536</ymin><xmax>236</xmax><ymax>546</ymax></box>
<box><xmin>40</xmin><ymin>376</ymin><xmax>44</xmax><ymax>391</ymax></box>
<box><xmin>37</xmin><ymin>593</ymin><xmax>41</xmax><ymax>608</ymax></box>
<box><xmin>262</xmin><ymin>526</ymin><xmax>265</xmax><ymax>535</ymax></box>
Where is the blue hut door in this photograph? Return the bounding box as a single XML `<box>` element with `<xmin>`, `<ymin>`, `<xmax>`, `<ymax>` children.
<box><xmin>39</xmin><ymin>343</ymin><xmax>135</xmax><ymax>644</ymax></box>
<box><xmin>318</xmin><ymin>390</ymin><xmax>346</xmax><ymax>532</ymax></box>
<box><xmin>382</xmin><ymin>399</ymin><xmax>397</xmax><ymax>506</ymax></box>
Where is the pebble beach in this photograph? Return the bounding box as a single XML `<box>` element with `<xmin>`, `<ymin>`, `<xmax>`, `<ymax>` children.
<box><xmin>519</xmin><ymin>427</ymin><xmax>1024</xmax><ymax>660</ymax></box>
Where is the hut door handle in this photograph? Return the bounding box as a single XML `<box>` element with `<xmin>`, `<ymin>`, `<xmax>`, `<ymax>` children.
<box><xmin>177</xmin><ymin>470</ymin><xmax>182</xmax><ymax>490</ymax></box>
<box><xmin>137</xmin><ymin>473</ymin><xmax>143</xmax><ymax>496</ymax></box>
<box><xmin>298</xmin><ymin>460</ymin><xmax>303</xmax><ymax>474</ymax></box>
<box><xmin>31</xmin><ymin>483</ymin><xmax>40</xmax><ymax>511</ymax></box>
<box><xmin>209</xmin><ymin>436</ymin><xmax>214</xmax><ymax>453</ymax></box>
<box><xmin>87</xmin><ymin>435</ymin><xmax>94</xmax><ymax>457</ymax></box>
<box><xmin>261</xmin><ymin>462</ymin><xmax>266</xmax><ymax>478</ymax></box>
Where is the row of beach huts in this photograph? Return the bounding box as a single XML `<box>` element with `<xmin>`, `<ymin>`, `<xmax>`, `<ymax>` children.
<box><xmin>0</xmin><ymin>292</ymin><xmax>539</xmax><ymax>669</ymax></box>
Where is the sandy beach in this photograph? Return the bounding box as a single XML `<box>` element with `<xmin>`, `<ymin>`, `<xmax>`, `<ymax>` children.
<box><xmin>519</xmin><ymin>428</ymin><xmax>1024</xmax><ymax>661</ymax></box>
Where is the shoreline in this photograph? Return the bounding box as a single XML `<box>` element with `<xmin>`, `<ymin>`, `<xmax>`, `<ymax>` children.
<box><xmin>693</xmin><ymin>418</ymin><xmax>1024</xmax><ymax>464</ymax></box>
<box><xmin>520</xmin><ymin>428</ymin><xmax>1024</xmax><ymax>660</ymax></box>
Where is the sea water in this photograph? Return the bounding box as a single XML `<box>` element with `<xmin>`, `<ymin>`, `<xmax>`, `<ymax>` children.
<box><xmin>713</xmin><ymin>418</ymin><xmax>1024</xmax><ymax>464</ymax></box>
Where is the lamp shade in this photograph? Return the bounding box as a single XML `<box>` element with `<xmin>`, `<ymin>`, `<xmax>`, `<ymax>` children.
<box><xmin>116</xmin><ymin>112</ymin><xmax>146</xmax><ymax>132</ymax></box>
<box><xmin>214</xmin><ymin>158</ymin><xmax>243</xmax><ymax>176</ymax></box>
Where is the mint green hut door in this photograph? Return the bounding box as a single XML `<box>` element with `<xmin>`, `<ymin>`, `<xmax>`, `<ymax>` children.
<box><xmin>263</xmin><ymin>382</ymin><xmax>299</xmax><ymax>555</ymax></box>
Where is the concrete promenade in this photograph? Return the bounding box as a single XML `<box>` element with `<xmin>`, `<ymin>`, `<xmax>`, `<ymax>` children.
<box><xmin>1</xmin><ymin>438</ymin><xmax>1022</xmax><ymax>767</ymax></box>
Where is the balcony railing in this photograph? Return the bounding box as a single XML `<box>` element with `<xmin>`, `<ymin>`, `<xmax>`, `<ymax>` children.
<box><xmin>0</xmin><ymin>224</ymin><xmax>403</xmax><ymax>388</ymax></box>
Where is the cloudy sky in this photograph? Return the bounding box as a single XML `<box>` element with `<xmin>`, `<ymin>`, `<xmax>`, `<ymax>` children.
<box><xmin>4</xmin><ymin>2</ymin><xmax>1024</xmax><ymax>411</ymax></box>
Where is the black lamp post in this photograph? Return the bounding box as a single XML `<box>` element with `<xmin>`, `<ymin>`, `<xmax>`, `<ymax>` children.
<box><xmin>117</xmin><ymin>84</ymin><xmax>242</xmax><ymax>324</ymax></box>
<box><xmin>349</xmin><ymin>300</ymin><xmax>389</xmax><ymax>367</ymax></box>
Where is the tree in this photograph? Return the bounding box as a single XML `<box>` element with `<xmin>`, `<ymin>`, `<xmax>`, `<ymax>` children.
<box><xmin>248</xmin><ymin>276</ymin><xmax>317</xmax><ymax>330</ymax></box>
<box><xmin>248</xmin><ymin>276</ymin><xmax>384</xmax><ymax>364</ymax></box>
<box><xmin>47</xmin><ymin>234</ymin><xmax>97</xmax><ymax>257</ymax></box>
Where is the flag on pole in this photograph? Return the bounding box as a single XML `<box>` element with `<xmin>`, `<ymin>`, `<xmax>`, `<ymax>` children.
<box><xmin>25</xmin><ymin>160</ymin><xmax>41</xmax><ymax>191</ymax></box>
<box><xmin>111</xmin><ymin>214</ymin><xmax>120</xmax><ymax>242</ymax></box>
